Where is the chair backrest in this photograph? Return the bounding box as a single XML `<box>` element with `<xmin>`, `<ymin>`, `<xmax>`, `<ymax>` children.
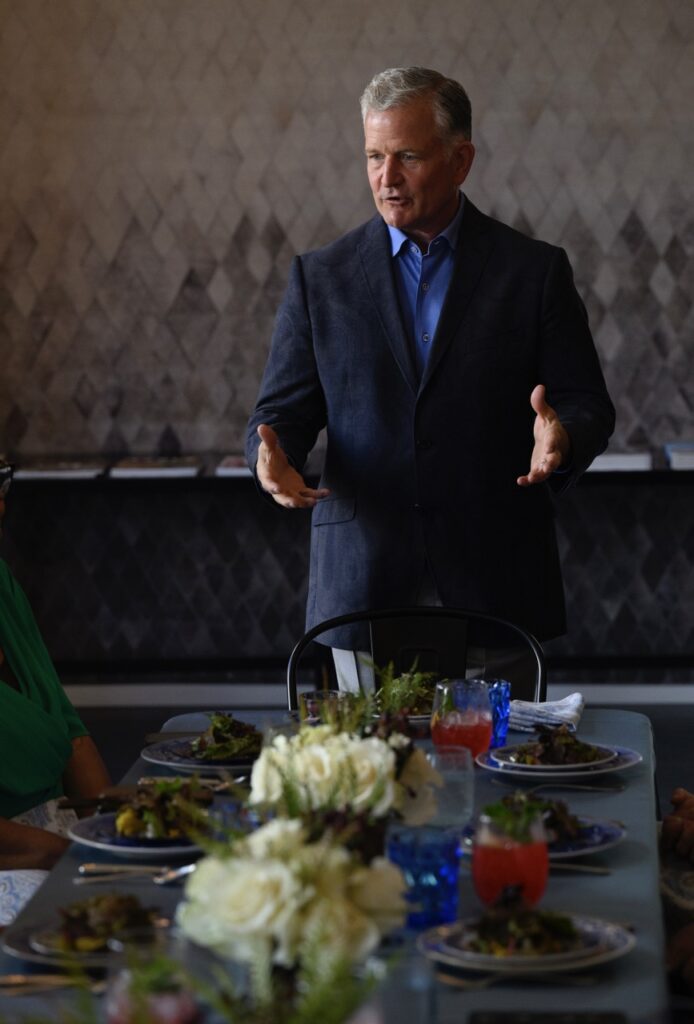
<box><xmin>286</xmin><ymin>606</ymin><xmax>546</xmax><ymax>709</ymax></box>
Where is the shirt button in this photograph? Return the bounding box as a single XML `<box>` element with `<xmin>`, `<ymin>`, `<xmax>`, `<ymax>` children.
<box><xmin>410</xmin><ymin>244</ymin><xmax>418</xmax><ymax>255</ymax></box>
<box><xmin>422</xmin><ymin>333</ymin><xmax>430</xmax><ymax>342</ymax></box>
<box><xmin>422</xmin><ymin>282</ymin><xmax>429</xmax><ymax>292</ymax></box>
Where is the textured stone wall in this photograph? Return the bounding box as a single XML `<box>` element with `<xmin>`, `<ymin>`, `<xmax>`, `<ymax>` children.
<box><xmin>1</xmin><ymin>0</ymin><xmax>693</xmax><ymax>458</ymax></box>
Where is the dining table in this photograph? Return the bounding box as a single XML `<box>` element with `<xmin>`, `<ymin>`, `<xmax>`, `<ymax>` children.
<box><xmin>0</xmin><ymin>707</ymin><xmax>670</xmax><ymax>1023</ymax></box>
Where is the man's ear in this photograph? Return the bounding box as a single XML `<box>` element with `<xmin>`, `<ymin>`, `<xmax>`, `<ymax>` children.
<box><xmin>455</xmin><ymin>141</ymin><xmax>476</xmax><ymax>186</ymax></box>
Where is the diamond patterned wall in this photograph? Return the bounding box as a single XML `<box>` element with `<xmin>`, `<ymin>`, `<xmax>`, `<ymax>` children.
<box><xmin>1</xmin><ymin>0</ymin><xmax>693</xmax><ymax>457</ymax></box>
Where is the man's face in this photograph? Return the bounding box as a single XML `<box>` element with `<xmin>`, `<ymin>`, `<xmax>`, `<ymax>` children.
<box><xmin>364</xmin><ymin>97</ymin><xmax>475</xmax><ymax>249</ymax></box>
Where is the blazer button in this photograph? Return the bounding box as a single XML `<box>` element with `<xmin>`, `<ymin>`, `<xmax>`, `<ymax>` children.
<box><xmin>416</xmin><ymin>439</ymin><xmax>433</xmax><ymax>450</ymax></box>
<box><xmin>413</xmin><ymin>503</ymin><xmax>424</xmax><ymax>512</ymax></box>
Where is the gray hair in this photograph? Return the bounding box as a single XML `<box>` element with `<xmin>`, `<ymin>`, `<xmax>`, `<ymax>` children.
<box><xmin>360</xmin><ymin>67</ymin><xmax>472</xmax><ymax>142</ymax></box>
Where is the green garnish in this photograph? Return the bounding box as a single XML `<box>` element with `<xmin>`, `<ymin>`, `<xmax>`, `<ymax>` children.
<box><xmin>482</xmin><ymin>792</ymin><xmax>547</xmax><ymax>843</ymax></box>
<box><xmin>373</xmin><ymin>662</ymin><xmax>439</xmax><ymax>716</ymax></box>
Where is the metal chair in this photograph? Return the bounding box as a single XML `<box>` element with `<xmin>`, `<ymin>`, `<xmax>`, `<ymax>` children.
<box><xmin>286</xmin><ymin>606</ymin><xmax>546</xmax><ymax>710</ymax></box>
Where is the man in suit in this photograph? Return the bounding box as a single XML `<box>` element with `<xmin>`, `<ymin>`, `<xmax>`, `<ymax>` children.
<box><xmin>246</xmin><ymin>67</ymin><xmax>614</xmax><ymax>686</ymax></box>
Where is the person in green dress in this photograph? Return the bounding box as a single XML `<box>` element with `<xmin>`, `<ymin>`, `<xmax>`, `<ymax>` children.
<box><xmin>0</xmin><ymin>458</ymin><xmax>111</xmax><ymax>924</ymax></box>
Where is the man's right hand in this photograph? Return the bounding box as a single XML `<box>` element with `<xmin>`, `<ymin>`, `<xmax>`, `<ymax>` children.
<box><xmin>255</xmin><ymin>424</ymin><xmax>330</xmax><ymax>509</ymax></box>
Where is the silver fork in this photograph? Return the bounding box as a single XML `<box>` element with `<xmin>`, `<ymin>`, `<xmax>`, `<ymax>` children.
<box><xmin>152</xmin><ymin>862</ymin><xmax>197</xmax><ymax>885</ymax></box>
<box><xmin>74</xmin><ymin>863</ymin><xmax>197</xmax><ymax>886</ymax></box>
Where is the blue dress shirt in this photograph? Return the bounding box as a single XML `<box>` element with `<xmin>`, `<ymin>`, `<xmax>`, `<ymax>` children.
<box><xmin>387</xmin><ymin>194</ymin><xmax>465</xmax><ymax>380</ymax></box>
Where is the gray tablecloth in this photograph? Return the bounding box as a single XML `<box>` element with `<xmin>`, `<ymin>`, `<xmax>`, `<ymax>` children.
<box><xmin>0</xmin><ymin>708</ymin><xmax>668</xmax><ymax>1023</ymax></box>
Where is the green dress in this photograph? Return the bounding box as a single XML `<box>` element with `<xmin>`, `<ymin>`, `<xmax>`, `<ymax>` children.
<box><xmin>0</xmin><ymin>559</ymin><xmax>87</xmax><ymax>818</ymax></box>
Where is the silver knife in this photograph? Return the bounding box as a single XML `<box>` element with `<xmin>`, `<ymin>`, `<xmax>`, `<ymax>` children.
<box><xmin>77</xmin><ymin>862</ymin><xmax>166</xmax><ymax>876</ymax></box>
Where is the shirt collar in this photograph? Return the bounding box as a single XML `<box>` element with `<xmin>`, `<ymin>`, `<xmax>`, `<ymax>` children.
<box><xmin>387</xmin><ymin>191</ymin><xmax>466</xmax><ymax>257</ymax></box>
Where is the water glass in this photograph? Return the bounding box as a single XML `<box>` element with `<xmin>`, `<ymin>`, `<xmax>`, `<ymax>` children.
<box><xmin>487</xmin><ymin>678</ymin><xmax>511</xmax><ymax>748</ymax></box>
<box><xmin>430</xmin><ymin>679</ymin><xmax>493</xmax><ymax>757</ymax></box>
<box><xmin>386</xmin><ymin>823</ymin><xmax>462</xmax><ymax>929</ymax></box>
<box><xmin>426</xmin><ymin>747</ymin><xmax>475</xmax><ymax>832</ymax></box>
<box><xmin>471</xmin><ymin>811</ymin><xmax>549</xmax><ymax>909</ymax></box>
<box><xmin>298</xmin><ymin>688</ymin><xmax>343</xmax><ymax>723</ymax></box>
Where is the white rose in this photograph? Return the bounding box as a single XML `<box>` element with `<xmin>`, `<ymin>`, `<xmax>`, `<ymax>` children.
<box><xmin>341</xmin><ymin>736</ymin><xmax>396</xmax><ymax>816</ymax></box>
<box><xmin>248</xmin><ymin>745</ymin><xmax>286</xmax><ymax>806</ymax></box>
<box><xmin>176</xmin><ymin>854</ymin><xmax>304</xmax><ymax>962</ymax></box>
<box><xmin>348</xmin><ymin>857</ymin><xmax>407</xmax><ymax>935</ymax></box>
<box><xmin>293</xmin><ymin>742</ymin><xmax>341</xmax><ymax>807</ymax></box>
<box><xmin>300</xmin><ymin>895</ymin><xmax>379</xmax><ymax>964</ymax></box>
<box><xmin>297</xmin><ymin>723</ymin><xmax>336</xmax><ymax>747</ymax></box>
<box><xmin>300</xmin><ymin>840</ymin><xmax>352</xmax><ymax>899</ymax></box>
<box><xmin>239</xmin><ymin>818</ymin><xmax>306</xmax><ymax>860</ymax></box>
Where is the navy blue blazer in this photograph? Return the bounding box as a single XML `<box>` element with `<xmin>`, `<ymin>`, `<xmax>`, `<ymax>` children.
<box><xmin>247</xmin><ymin>198</ymin><xmax>615</xmax><ymax>646</ymax></box>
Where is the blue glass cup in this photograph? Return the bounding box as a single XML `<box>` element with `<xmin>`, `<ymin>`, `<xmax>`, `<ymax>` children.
<box><xmin>487</xmin><ymin>678</ymin><xmax>511</xmax><ymax>748</ymax></box>
<box><xmin>386</xmin><ymin>824</ymin><xmax>461</xmax><ymax>929</ymax></box>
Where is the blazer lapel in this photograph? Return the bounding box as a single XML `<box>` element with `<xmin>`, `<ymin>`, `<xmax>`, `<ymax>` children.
<box><xmin>420</xmin><ymin>198</ymin><xmax>496</xmax><ymax>393</ymax></box>
<box><xmin>358</xmin><ymin>218</ymin><xmax>418</xmax><ymax>395</ymax></box>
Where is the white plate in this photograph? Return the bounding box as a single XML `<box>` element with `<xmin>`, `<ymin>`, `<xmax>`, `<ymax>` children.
<box><xmin>140</xmin><ymin>737</ymin><xmax>258</xmax><ymax>775</ymax></box>
<box><xmin>2</xmin><ymin>917</ymin><xmax>168</xmax><ymax>969</ymax></box>
<box><xmin>476</xmin><ymin>746</ymin><xmax>642</xmax><ymax>781</ymax></box>
<box><xmin>417</xmin><ymin>914</ymin><xmax>635</xmax><ymax>974</ymax></box>
<box><xmin>2</xmin><ymin>923</ymin><xmax>112</xmax><ymax>968</ymax></box>
<box><xmin>491</xmin><ymin>742</ymin><xmax>617</xmax><ymax>771</ymax></box>
<box><xmin>462</xmin><ymin>816</ymin><xmax>626</xmax><ymax>861</ymax></box>
<box><xmin>68</xmin><ymin>812</ymin><xmax>200</xmax><ymax>860</ymax></box>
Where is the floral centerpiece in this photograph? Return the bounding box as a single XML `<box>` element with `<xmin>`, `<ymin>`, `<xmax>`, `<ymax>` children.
<box><xmin>175</xmin><ymin>817</ymin><xmax>407</xmax><ymax>1022</ymax></box>
<box><xmin>248</xmin><ymin>720</ymin><xmax>442</xmax><ymax>828</ymax></box>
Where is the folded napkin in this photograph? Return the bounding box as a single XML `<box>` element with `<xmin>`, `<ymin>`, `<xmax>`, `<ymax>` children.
<box><xmin>508</xmin><ymin>692</ymin><xmax>585</xmax><ymax>733</ymax></box>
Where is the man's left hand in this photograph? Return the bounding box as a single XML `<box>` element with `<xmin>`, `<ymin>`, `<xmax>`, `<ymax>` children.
<box><xmin>517</xmin><ymin>384</ymin><xmax>570</xmax><ymax>487</ymax></box>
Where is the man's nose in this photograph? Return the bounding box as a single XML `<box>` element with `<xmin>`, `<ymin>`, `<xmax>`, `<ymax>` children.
<box><xmin>381</xmin><ymin>156</ymin><xmax>402</xmax><ymax>187</ymax></box>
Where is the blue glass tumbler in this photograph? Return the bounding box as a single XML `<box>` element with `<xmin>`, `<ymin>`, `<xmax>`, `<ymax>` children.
<box><xmin>386</xmin><ymin>824</ymin><xmax>461</xmax><ymax>929</ymax></box>
<box><xmin>487</xmin><ymin>678</ymin><xmax>511</xmax><ymax>748</ymax></box>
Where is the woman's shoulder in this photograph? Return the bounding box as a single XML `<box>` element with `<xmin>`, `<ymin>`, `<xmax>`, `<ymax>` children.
<box><xmin>0</xmin><ymin>558</ymin><xmax>26</xmax><ymax>602</ymax></box>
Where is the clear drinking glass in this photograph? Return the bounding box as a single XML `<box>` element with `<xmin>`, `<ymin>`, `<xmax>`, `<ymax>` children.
<box><xmin>430</xmin><ymin>679</ymin><xmax>493</xmax><ymax>757</ymax></box>
<box><xmin>426</xmin><ymin>747</ymin><xmax>475</xmax><ymax>832</ymax></box>
<box><xmin>471</xmin><ymin>811</ymin><xmax>549</xmax><ymax>908</ymax></box>
<box><xmin>298</xmin><ymin>688</ymin><xmax>343</xmax><ymax>723</ymax></box>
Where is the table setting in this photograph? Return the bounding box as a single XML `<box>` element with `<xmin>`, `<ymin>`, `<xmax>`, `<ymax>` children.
<box><xmin>0</xmin><ymin>684</ymin><xmax>668</xmax><ymax>1023</ymax></box>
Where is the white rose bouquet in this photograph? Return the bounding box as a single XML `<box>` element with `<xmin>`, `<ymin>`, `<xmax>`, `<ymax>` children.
<box><xmin>176</xmin><ymin>818</ymin><xmax>407</xmax><ymax>974</ymax></box>
<box><xmin>248</xmin><ymin>723</ymin><xmax>441</xmax><ymax>827</ymax></box>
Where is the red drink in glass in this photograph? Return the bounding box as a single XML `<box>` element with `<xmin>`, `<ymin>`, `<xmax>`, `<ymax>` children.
<box><xmin>431</xmin><ymin>711</ymin><xmax>493</xmax><ymax>757</ymax></box>
<box><xmin>471</xmin><ymin>839</ymin><xmax>549</xmax><ymax>907</ymax></box>
<box><xmin>430</xmin><ymin>680</ymin><xmax>493</xmax><ymax>757</ymax></box>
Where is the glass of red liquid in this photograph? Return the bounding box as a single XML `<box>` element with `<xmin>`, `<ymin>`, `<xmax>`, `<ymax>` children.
<box><xmin>430</xmin><ymin>679</ymin><xmax>493</xmax><ymax>758</ymax></box>
<box><xmin>471</xmin><ymin>811</ymin><xmax>549</xmax><ymax>908</ymax></box>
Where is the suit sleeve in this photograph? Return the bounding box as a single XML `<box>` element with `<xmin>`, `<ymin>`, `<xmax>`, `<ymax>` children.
<box><xmin>245</xmin><ymin>256</ymin><xmax>327</xmax><ymax>478</ymax></box>
<box><xmin>539</xmin><ymin>247</ymin><xmax>616</xmax><ymax>491</ymax></box>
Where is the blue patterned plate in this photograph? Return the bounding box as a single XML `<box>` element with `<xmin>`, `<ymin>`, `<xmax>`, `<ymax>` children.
<box><xmin>476</xmin><ymin>746</ymin><xmax>643</xmax><ymax>781</ymax></box>
<box><xmin>417</xmin><ymin>914</ymin><xmax>635</xmax><ymax>974</ymax></box>
<box><xmin>141</xmin><ymin>738</ymin><xmax>257</xmax><ymax>775</ymax></box>
<box><xmin>462</xmin><ymin>816</ymin><xmax>626</xmax><ymax>860</ymax></box>
<box><xmin>491</xmin><ymin>742</ymin><xmax>617</xmax><ymax>771</ymax></box>
<box><xmin>68</xmin><ymin>812</ymin><xmax>200</xmax><ymax>860</ymax></box>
